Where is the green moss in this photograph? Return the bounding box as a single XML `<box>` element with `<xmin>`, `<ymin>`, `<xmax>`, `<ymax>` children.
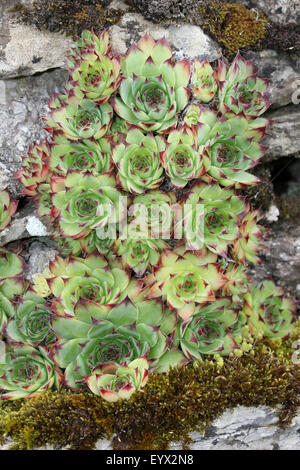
<box><xmin>128</xmin><ymin>1</ymin><xmax>270</xmax><ymax>57</ymax></box>
<box><xmin>1</xmin><ymin>330</ymin><xmax>299</xmax><ymax>450</ymax></box>
<box><xmin>198</xmin><ymin>2</ymin><xmax>269</xmax><ymax>56</ymax></box>
<box><xmin>9</xmin><ymin>0</ymin><xmax>125</xmax><ymax>37</ymax></box>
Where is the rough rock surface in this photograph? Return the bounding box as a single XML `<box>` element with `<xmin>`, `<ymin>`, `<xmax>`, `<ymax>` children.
<box><xmin>0</xmin><ymin>0</ymin><xmax>70</xmax><ymax>79</ymax></box>
<box><xmin>0</xmin><ymin>406</ymin><xmax>299</xmax><ymax>450</ymax></box>
<box><xmin>0</xmin><ymin>201</ymin><xmax>53</xmax><ymax>247</ymax></box>
<box><xmin>0</xmin><ymin>68</ymin><xmax>68</xmax><ymax>196</ymax></box>
<box><xmin>264</xmin><ymin>105</ymin><xmax>300</xmax><ymax>160</ymax></box>
<box><xmin>232</xmin><ymin>0</ymin><xmax>300</xmax><ymax>29</ymax></box>
<box><xmin>25</xmin><ymin>240</ymin><xmax>57</xmax><ymax>280</ymax></box>
<box><xmin>249</xmin><ymin>220</ymin><xmax>300</xmax><ymax>298</ymax></box>
<box><xmin>126</xmin><ymin>0</ymin><xmax>196</xmax><ymax>22</ymax></box>
<box><xmin>110</xmin><ymin>12</ymin><xmax>222</xmax><ymax>61</ymax></box>
<box><xmin>170</xmin><ymin>406</ymin><xmax>300</xmax><ymax>450</ymax></box>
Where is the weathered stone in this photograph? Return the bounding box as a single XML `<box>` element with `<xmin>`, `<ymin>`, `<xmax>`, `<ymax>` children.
<box><xmin>109</xmin><ymin>0</ymin><xmax>131</xmax><ymax>11</ymax></box>
<box><xmin>25</xmin><ymin>240</ymin><xmax>57</xmax><ymax>280</ymax></box>
<box><xmin>0</xmin><ymin>68</ymin><xmax>68</xmax><ymax>197</ymax></box>
<box><xmin>232</xmin><ymin>0</ymin><xmax>300</xmax><ymax>29</ymax></box>
<box><xmin>110</xmin><ymin>12</ymin><xmax>221</xmax><ymax>61</ymax></box>
<box><xmin>127</xmin><ymin>0</ymin><xmax>196</xmax><ymax>22</ymax></box>
<box><xmin>0</xmin><ymin>202</ymin><xmax>53</xmax><ymax>247</ymax></box>
<box><xmin>249</xmin><ymin>220</ymin><xmax>300</xmax><ymax>298</ymax></box>
<box><xmin>0</xmin><ymin>1</ymin><xmax>70</xmax><ymax>79</ymax></box>
<box><xmin>171</xmin><ymin>406</ymin><xmax>300</xmax><ymax>450</ymax></box>
<box><xmin>264</xmin><ymin>105</ymin><xmax>300</xmax><ymax>160</ymax></box>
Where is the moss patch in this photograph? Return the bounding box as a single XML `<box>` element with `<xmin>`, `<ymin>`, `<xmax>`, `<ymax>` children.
<box><xmin>9</xmin><ymin>0</ymin><xmax>124</xmax><ymax>37</ymax></box>
<box><xmin>127</xmin><ymin>0</ymin><xmax>300</xmax><ymax>58</ymax></box>
<box><xmin>198</xmin><ymin>2</ymin><xmax>268</xmax><ymax>56</ymax></box>
<box><xmin>126</xmin><ymin>1</ymin><xmax>269</xmax><ymax>56</ymax></box>
<box><xmin>1</xmin><ymin>329</ymin><xmax>299</xmax><ymax>450</ymax></box>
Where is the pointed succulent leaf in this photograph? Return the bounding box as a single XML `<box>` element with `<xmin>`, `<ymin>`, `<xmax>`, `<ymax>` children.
<box><xmin>0</xmin><ymin>190</ymin><xmax>18</xmax><ymax>231</ymax></box>
<box><xmin>192</xmin><ymin>59</ymin><xmax>217</xmax><ymax>103</ymax></box>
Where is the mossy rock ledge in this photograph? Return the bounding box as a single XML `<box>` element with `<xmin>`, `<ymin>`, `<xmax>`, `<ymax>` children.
<box><xmin>0</xmin><ymin>0</ymin><xmax>299</xmax><ymax>451</ymax></box>
<box><xmin>0</xmin><ymin>340</ymin><xmax>299</xmax><ymax>450</ymax></box>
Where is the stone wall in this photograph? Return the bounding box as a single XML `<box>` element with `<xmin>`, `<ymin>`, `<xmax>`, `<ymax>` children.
<box><xmin>0</xmin><ymin>0</ymin><xmax>299</xmax><ymax>450</ymax></box>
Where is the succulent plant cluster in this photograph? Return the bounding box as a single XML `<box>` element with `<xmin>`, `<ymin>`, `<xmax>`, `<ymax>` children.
<box><xmin>0</xmin><ymin>31</ymin><xmax>297</xmax><ymax>402</ymax></box>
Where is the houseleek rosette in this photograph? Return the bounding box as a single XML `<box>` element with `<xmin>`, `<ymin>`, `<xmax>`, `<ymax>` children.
<box><xmin>112</xmin><ymin>127</ymin><xmax>164</xmax><ymax>194</ymax></box>
<box><xmin>203</xmin><ymin>118</ymin><xmax>267</xmax><ymax>188</ymax></box>
<box><xmin>51</xmin><ymin>299</ymin><xmax>177</xmax><ymax>389</ymax></box>
<box><xmin>130</xmin><ymin>190</ymin><xmax>176</xmax><ymax>239</ymax></box>
<box><xmin>161</xmin><ymin>125</ymin><xmax>204</xmax><ymax>188</ymax></box>
<box><xmin>192</xmin><ymin>59</ymin><xmax>217</xmax><ymax>103</ymax></box>
<box><xmin>45</xmin><ymin>97</ymin><xmax>113</xmax><ymax>140</ymax></box>
<box><xmin>51</xmin><ymin>171</ymin><xmax>124</xmax><ymax>239</ymax></box>
<box><xmin>144</xmin><ymin>247</ymin><xmax>227</xmax><ymax>319</ymax></box>
<box><xmin>0</xmin><ymin>346</ymin><xmax>59</xmax><ymax>400</ymax></box>
<box><xmin>217</xmin><ymin>52</ymin><xmax>271</xmax><ymax>117</ymax></box>
<box><xmin>68</xmin><ymin>30</ymin><xmax>110</xmax><ymax>69</ymax></box>
<box><xmin>243</xmin><ymin>281</ymin><xmax>296</xmax><ymax>340</ymax></box>
<box><xmin>49</xmin><ymin>134</ymin><xmax>113</xmax><ymax>176</ymax></box>
<box><xmin>5</xmin><ymin>291</ymin><xmax>55</xmax><ymax>347</ymax></box>
<box><xmin>0</xmin><ymin>190</ymin><xmax>17</xmax><ymax>231</ymax></box>
<box><xmin>114</xmin><ymin>234</ymin><xmax>168</xmax><ymax>276</ymax></box>
<box><xmin>70</xmin><ymin>51</ymin><xmax>120</xmax><ymax>104</ymax></box>
<box><xmin>85</xmin><ymin>358</ymin><xmax>149</xmax><ymax>402</ymax></box>
<box><xmin>174</xmin><ymin>298</ymin><xmax>240</xmax><ymax>359</ymax></box>
<box><xmin>43</xmin><ymin>252</ymin><xmax>139</xmax><ymax>316</ymax></box>
<box><xmin>233</xmin><ymin>207</ymin><xmax>265</xmax><ymax>264</ymax></box>
<box><xmin>15</xmin><ymin>141</ymin><xmax>50</xmax><ymax>196</ymax></box>
<box><xmin>177</xmin><ymin>180</ymin><xmax>245</xmax><ymax>256</ymax></box>
<box><xmin>112</xmin><ymin>34</ymin><xmax>190</xmax><ymax>132</ymax></box>
<box><xmin>192</xmin><ymin>107</ymin><xmax>269</xmax><ymax>188</ymax></box>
